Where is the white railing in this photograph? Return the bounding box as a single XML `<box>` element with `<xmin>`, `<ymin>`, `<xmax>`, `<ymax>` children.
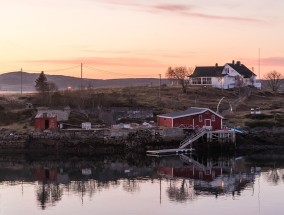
<box><xmin>179</xmin><ymin>154</ymin><xmax>206</xmax><ymax>169</ymax></box>
<box><xmin>179</xmin><ymin>127</ymin><xmax>207</xmax><ymax>149</ymax></box>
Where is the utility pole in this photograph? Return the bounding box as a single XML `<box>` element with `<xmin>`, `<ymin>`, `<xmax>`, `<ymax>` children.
<box><xmin>20</xmin><ymin>68</ymin><xmax>23</xmax><ymax>95</ymax></box>
<box><xmin>159</xmin><ymin>74</ymin><xmax>161</xmax><ymax>99</ymax></box>
<box><xmin>258</xmin><ymin>48</ymin><xmax>260</xmax><ymax>80</ymax></box>
<box><xmin>81</xmin><ymin>63</ymin><xmax>83</xmax><ymax>91</ymax></box>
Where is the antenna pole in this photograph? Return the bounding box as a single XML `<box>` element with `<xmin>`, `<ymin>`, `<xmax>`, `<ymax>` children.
<box><xmin>258</xmin><ymin>48</ymin><xmax>260</xmax><ymax>80</ymax></box>
<box><xmin>81</xmin><ymin>63</ymin><xmax>83</xmax><ymax>90</ymax></box>
<box><xmin>159</xmin><ymin>74</ymin><xmax>161</xmax><ymax>99</ymax></box>
<box><xmin>21</xmin><ymin>68</ymin><xmax>23</xmax><ymax>95</ymax></box>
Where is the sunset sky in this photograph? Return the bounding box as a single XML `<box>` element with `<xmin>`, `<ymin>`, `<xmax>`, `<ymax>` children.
<box><xmin>1</xmin><ymin>0</ymin><xmax>284</xmax><ymax>79</ymax></box>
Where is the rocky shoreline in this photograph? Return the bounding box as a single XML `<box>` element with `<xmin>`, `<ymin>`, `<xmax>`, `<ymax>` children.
<box><xmin>0</xmin><ymin>127</ymin><xmax>283</xmax><ymax>154</ymax></box>
<box><xmin>0</xmin><ymin>127</ymin><xmax>185</xmax><ymax>153</ymax></box>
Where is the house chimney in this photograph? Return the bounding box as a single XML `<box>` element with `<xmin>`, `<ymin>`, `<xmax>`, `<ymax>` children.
<box><xmin>232</xmin><ymin>60</ymin><xmax>235</xmax><ymax>65</ymax></box>
<box><xmin>236</xmin><ymin>61</ymin><xmax>241</xmax><ymax>65</ymax></box>
<box><xmin>215</xmin><ymin>63</ymin><xmax>218</xmax><ymax>67</ymax></box>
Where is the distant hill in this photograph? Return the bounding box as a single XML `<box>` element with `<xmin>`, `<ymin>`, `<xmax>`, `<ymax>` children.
<box><xmin>0</xmin><ymin>72</ymin><xmax>169</xmax><ymax>92</ymax></box>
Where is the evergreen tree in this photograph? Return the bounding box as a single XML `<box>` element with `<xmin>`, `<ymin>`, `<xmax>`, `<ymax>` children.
<box><xmin>35</xmin><ymin>71</ymin><xmax>49</xmax><ymax>94</ymax></box>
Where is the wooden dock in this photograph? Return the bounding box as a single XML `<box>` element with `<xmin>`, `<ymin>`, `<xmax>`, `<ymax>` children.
<box><xmin>146</xmin><ymin>129</ymin><xmax>236</xmax><ymax>156</ymax></box>
<box><xmin>206</xmin><ymin>130</ymin><xmax>236</xmax><ymax>144</ymax></box>
<box><xmin>147</xmin><ymin>148</ymin><xmax>194</xmax><ymax>156</ymax></box>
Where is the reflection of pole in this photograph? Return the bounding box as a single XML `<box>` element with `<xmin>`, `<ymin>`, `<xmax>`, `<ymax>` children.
<box><xmin>160</xmin><ymin>178</ymin><xmax>162</xmax><ymax>204</ymax></box>
<box><xmin>258</xmin><ymin>175</ymin><xmax>261</xmax><ymax>213</ymax></box>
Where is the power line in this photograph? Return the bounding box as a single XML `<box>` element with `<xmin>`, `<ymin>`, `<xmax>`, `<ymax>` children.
<box><xmin>1</xmin><ymin>64</ymin><xmax>162</xmax><ymax>79</ymax></box>
<box><xmin>84</xmin><ymin>65</ymin><xmax>159</xmax><ymax>78</ymax></box>
<box><xmin>44</xmin><ymin>65</ymin><xmax>80</xmax><ymax>73</ymax></box>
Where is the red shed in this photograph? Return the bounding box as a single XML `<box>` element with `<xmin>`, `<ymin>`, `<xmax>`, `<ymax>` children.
<box><xmin>157</xmin><ymin>107</ymin><xmax>223</xmax><ymax>130</ymax></box>
<box><xmin>35</xmin><ymin>112</ymin><xmax>58</xmax><ymax>131</ymax></box>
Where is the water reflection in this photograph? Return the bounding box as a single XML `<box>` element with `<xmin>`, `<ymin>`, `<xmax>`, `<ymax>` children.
<box><xmin>157</xmin><ymin>154</ymin><xmax>256</xmax><ymax>201</ymax></box>
<box><xmin>1</xmin><ymin>151</ymin><xmax>284</xmax><ymax>212</ymax></box>
<box><xmin>36</xmin><ymin>183</ymin><xmax>63</xmax><ymax>209</ymax></box>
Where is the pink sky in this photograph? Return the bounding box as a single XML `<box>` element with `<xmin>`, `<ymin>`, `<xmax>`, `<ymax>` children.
<box><xmin>0</xmin><ymin>0</ymin><xmax>283</xmax><ymax>79</ymax></box>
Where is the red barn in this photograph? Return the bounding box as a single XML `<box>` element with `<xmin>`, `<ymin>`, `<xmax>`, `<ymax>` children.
<box><xmin>157</xmin><ymin>107</ymin><xmax>223</xmax><ymax>130</ymax></box>
<box><xmin>35</xmin><ymin>112</ymin><xmax>58</xmax><ymax>131</ymax></box>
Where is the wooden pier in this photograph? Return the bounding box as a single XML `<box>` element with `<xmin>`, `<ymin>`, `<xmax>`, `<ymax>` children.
<box><xmin>146</xmin><ymin>128</ymin><xmax>236</xmax><ymax>155</ymax></box>
<box><xmin>206</xmin><ymin>130</ymin><xmax>236</xmax><ymax>144</ymax></box>
<box><xmin>147</xmin><ymin>148</ymin><xmax>194</xmax><ymax>156</ymax></box>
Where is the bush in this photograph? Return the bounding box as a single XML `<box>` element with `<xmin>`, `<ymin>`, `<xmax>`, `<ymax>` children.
<box><xmin>245</xmin><ymin>121</ymin><xmax>277</xmax><ymax>128</ymax></box>
<box><xmin>245</xmin><ymin>114</ymin><xmax>273</xmax><ymax>120</ymax></box>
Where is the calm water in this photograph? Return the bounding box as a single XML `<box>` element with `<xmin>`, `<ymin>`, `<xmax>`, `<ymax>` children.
<box><xmin>0</xmin><ymin>152</ymin><xmax>284</xmax><ymax>215</ymax></box>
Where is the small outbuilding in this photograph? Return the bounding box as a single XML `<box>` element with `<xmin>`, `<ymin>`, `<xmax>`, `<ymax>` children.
<box><xmin>35</xmin><ymin>113</ymin><xmax>58</xmax><ymax>131</ymax></box>
<box><xmin>34</xmin><ymin>107</ymin><xmax>71</xmax><ymax>131</ymax></box>
<box><xmin>157</xmin><ymin>107</ymin><xmax>224</xmax><ymax>130</ymax></box>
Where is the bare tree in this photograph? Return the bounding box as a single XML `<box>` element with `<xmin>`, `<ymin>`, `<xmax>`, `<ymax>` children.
<box><xmin>166</xmin><ymin>67</ymin><xmax>192</xmax><ymax>93</ymax></box>
<box><xmin>47</xmin><ymin>82</ymin><xmax>58</xmax><ymax>93</ymax></box>
<box><xmin>234</xmin><ymin>75</ymin><xmax>245</xmax><ymax>96</ymax></box>
<box><xmin>264</xmin><ymin>70</ymin><xmax>283</xmax><ymax>93</ymax></box>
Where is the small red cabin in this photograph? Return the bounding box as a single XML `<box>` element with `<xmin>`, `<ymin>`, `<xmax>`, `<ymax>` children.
<box><xmin>157</xmin><ymin>107</ymin><xmax>223</xmax><ymax>130</ymax></box>
<box><xmin>35</xmin><ymin>112</ymin><xmax>57</xmax><ymax>131</ymax></box>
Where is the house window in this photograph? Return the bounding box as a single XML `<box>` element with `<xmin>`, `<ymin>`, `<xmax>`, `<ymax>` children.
<box><xmin>211</xmin><ymin>115</ymin><xmax>215</xmax><ymax>122</ymax></box>
<box><xmin>199</xmin><ymin>115</ymin><xmax>203</xmax><ymax>122</ymax></box>
<box><xmin>192</xmin><ymin>78</ymin><xmax>202</xmax><ymax>85</ymax></box>
<box><xmin>202</xmin><ymin>77</ymin><xmax>212</xmax><ymax>85</ymax></box>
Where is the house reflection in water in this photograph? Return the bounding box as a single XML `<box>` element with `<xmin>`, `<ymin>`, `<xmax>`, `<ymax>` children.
<box><xmin>35</xmin><ymin>167</ymin><xmax>69</xmax><ymax>209</ymax></box>
<box><xmin>157</xmin><ymin>154</ymin><xmax>257</xmax><ymax>199</ymax></box>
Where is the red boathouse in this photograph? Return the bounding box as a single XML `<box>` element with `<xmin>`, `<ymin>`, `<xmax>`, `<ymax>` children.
<box><xmin>157</xmin><ymin>107</ymin><xmax>223</xmax><ymax>130</ymax></box>
<box><xmin>35</xmin><ymin>113</ymin><xmax>57</xmax><ymax>131</ymax></box>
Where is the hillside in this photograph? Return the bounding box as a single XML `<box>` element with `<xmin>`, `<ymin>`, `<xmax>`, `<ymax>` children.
<box><xmin>0</xmin><ymin>71</ymin><xmax>169</xmax><ymax>91</ymax></box>
<box><xmin>0</xmin><ymin>85</ymin><xmax>283</xmax><ymax>134</ymax></box>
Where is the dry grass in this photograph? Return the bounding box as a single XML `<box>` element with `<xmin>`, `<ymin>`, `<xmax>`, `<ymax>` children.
<box><xmin>0</xmin><ymin>85</ymin><xmax>283</xmax><ymax>130</ymax></box>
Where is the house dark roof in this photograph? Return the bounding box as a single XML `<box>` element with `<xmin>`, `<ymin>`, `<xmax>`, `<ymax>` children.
<box><xmin>189</xmin><ymin>66</ymin><xmax>225</xmax><ymax>78</ymax></box>
<box><xmin>158</xmin><ymin>107</ymin><xmax>223</xmax><ymax>119</ymax></box>
<box><xmin>227</xmin><ymin>62</ymin><xmax>256</xmax><ymax>78</ymax></box>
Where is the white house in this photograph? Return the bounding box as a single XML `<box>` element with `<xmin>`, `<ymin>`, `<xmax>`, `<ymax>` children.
<box><xmin>189</xmin><ymin>61</ymin><xmax>261</xmax><ymax>89</ymax></box>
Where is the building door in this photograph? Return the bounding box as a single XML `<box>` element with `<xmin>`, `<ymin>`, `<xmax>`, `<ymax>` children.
<box><xmin>45</xmin><ymin>119</ymin><xmax>49</xmax><ymax>129</ymax></box>
<box><xmin>205</xmin><ymin>119</ymin><xmax>211</xmax><ymax>127</ymax></box>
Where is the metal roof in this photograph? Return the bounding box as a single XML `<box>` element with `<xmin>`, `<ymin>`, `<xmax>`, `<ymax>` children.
<box><xmin>35</xmin><ymin>109</ymin><xmax>70</xmax><ymax>121</ymax></box>
<box><xmin>35</xmin><ymin>112</ymin><xmax>57</xmax><ymax>119</ymax></box>
<box><xmin>157</xmin><ymin>107</ymin><xmax>224</xmax><ymax>119</ymax></box>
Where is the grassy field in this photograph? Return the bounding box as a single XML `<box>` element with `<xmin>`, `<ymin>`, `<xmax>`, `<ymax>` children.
<box><xmin>0</xmin><ymin>85</ymin><xmax>283</xmax><ymax>131</ymax></box>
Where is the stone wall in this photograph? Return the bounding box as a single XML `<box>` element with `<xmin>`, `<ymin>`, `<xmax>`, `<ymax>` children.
<box><xmin>0</xmin><ymin>127</ymin><xmax>186</xmax><ymax>152</ymax></box>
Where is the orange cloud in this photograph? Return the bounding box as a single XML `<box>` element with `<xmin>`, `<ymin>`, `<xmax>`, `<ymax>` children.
<box><xmin>26</xmin><ymin>57</ymin><xmax>166</xmax><ymax>68</ymax></box>
<box><xmin>242</xmin><ymin>57</ymin><xmax>284</xmax><ymax>67</ymax></box>
<box><xmin>98</xmin><ymin>1</ymin><xmax>263</xmax><ymax>23</ymax></box>
<box><xmin>153</xmin><ymin>4</ymin><xmax>191</xmax><ymax>12</ymax></box>
<box><xmin>182</xmin><ymin>12</ymin><xmax>263</xmax><ymax>23</ymax></box>
<box><xmin>259</xmin><ymin>57</ymin><xmax>284</xmax><ymax>67</ymax></box>
<box><xmin>151</xmin><ymin>4</ymin><xmax>263</xmax><ymax>23</ymax></box>
<box><xmin>80</xmin><ymin>49</ymin><xmax>195</xmax><ymax>58</ymax></box>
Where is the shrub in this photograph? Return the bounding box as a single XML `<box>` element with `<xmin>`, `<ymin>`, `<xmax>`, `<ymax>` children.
<box><xmin>245</xmin><ymin>121</ymin><xmax>277</xmax><ymax>128</ymax></box>
<box><xmin>245</xmin><ymin>114</ymin><xmax>273</xmax><ymax>120</ymax></box>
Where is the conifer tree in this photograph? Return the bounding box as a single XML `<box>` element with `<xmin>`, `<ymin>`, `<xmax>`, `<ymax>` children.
<box><xmin>35</xmin><ymin>71</ymin><xmax>49</xmax><ymax>94</ymax></box>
